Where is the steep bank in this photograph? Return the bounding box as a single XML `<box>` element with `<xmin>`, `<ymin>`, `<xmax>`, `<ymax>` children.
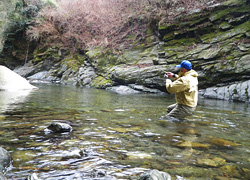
<box><xmin>1</xmin><ymin>0</ymin><xmax>250</xmax><ymax>102</ymax></box>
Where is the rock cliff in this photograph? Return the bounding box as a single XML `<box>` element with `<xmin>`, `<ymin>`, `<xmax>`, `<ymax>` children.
<box><xmin>1</xmin><ymin>0</ymin><xmax>250</xmax><ymax>103</ymax></box>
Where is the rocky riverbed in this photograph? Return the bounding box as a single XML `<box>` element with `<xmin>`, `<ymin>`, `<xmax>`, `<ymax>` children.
<box><xmin>0</xmin><ymin>83</ymin><xmax>250</xmax><ymax>179</ymax></box>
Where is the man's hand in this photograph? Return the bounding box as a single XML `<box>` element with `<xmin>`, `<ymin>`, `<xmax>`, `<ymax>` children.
<box><xmin>165</xmin><ymin>72</ymin><xmax>175</xmax><ymax>78</ymax></box>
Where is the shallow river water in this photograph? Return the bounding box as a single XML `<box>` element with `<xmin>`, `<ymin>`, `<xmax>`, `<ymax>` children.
<box><xmin>0</xmin><ymin>84</ymin><xmax>250</xmax><ymax>180</ymax></box>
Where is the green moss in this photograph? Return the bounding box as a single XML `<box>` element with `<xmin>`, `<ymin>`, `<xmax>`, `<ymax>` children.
<box><xmin>237</xmin><ymin>20</ymin><xmax>250</xmax><ymax>32</ymax></box>
<box><xmin>222</xmin><ymin>0</ymin><xmax>246</xmax><ymax>6</ymax></box>
<box><xmin>86</xmin><ymin>47</ymin><xmax>103</xmax><ymax>59</ymax></box>
<box><xmin>60</xmin><ymin>53</ymin><xmax>86</xmax><ymax>71</ymax></box>
<box><xmin>135</xmin><ymin>43</ymin><xmax>145</xmax><ymax>49</ymax></box>
<box><xmin>188</xmin><ymin>16</ymin><xmax>208</xmax><ymax>26</ymax></box>
<box><xmin>225</xmin><ymin>56</ymin><xmax>234</xmax><ymax>60</ymax></box>
<box><xmin>91</xmin><ymin>76</ymin><xmax>113</xmax><ymax>88</ymax></box>
<box><xmin>201</xmin><ymin>31</ymin><xmax>218</xmax><ymax>42</ymax></box>
<box><xmin>233</xmin><ymin>88</ymin><xmax>237</xmax><ymax>95</ymax></box>
<box><xmin>76</xmin><ymin>54</ymin><xmax>85</xmax><ymax>64</ymax></box>
<box><xmin>209</xmin><ymin>9</ymin><xmax>231</xmax><ymax>22</ymax></box>
<box><xmin>165</xmin><ymin>37</ymin><xmax>199</xmax><ymax>47</ymax></box>
<box><xmin>146</xmin><ymin>36</ymin><xmax>155</xmax><ymax>44</ymax></box>
<box><xmin>245</xmin><ymin>86</ymin><xmax>249</xmax><ymax>99</ymax></box>
<box><xmin>163</xmin><ymin>33</ymin><xmax>174</xmax><ymax>41</ymax></box>
<box><xmin>219</xmin><ymin>22</ymin><xmax>231</xmax><ymax>30</ymax></box>
<box><xmin>127</xmin><ymin>34</ymin><xmax>136</xmax><ymax>40</ymax></box>
<box><xmin>210</xmin><ymin>3</ymin><xmax>249</xmax><ymax>22</ymax></box>
<box><xmin>86</xmin><ymin>47</ymin><xmax>121</xmax><ymax>72</ymax></box>
<box><xmin>65</xmin><ymin>59</ymin><xmax>81</xmax><ymax>71</ymax></box>
<box><xmin>96</xmin><ymin>57</ymin><xmax>106</xmax><ymax>69</ymax></box>
<box><xmin>33</xmin><ymin>46</ymin><xmax>62</xmax><ymax>63</ymax></box>
<box><xmin>158</xmin><ymin>23</ymin><xmax>173</xmax><ymax>31</ymax></box>
<box><xmin>164</xmin><ymin>49</ymin><xmax>174</xmax><ymax>53</ymax></box>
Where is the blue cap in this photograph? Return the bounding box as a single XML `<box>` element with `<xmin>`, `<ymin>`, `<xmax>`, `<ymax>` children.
<box><xmin>176</xmin><ymin>60</ymin><xmax>192</xmax><ymax>70</ymax></box>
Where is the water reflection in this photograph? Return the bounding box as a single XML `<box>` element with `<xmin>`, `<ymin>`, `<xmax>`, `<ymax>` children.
<box><xmin>0</xmin><ymin>84</ymin><xmax>250</xmax><ymax>179</ymax></box>
<box><xmin>0</xmin><ymin>89</ymin><xmax>34</xmax><ymax>113</ymax></box>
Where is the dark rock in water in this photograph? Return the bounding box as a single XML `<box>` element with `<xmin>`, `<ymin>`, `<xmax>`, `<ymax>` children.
<box><xmin>0</xmin><ymin>147</ymin><xmax>11</xmax><ymax>173</ymax></box>
<box><xmin>47</xmin><ymin>122</ymin><xmax>73</xmax><ymax>133</ymax></box>
<box><xmin>138</xmin><ymin>169</ymin><xmax>171</xmax><ymax>180</ymax></box>
<box><xmin>210</xmin><ymin>138</ymin><xmax>239</xmax><ymax>147</ymax></box>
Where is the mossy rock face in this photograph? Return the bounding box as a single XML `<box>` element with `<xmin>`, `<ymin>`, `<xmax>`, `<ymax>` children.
<box><xmin>86</xmin><ymin>48</ymin><xmax>120</xmax><ymax>73</ymax></box>
<box><xmin>33</xmin><ymin>46</ymin><xmax>65</xmax><ymax>63</ymax></box>
<box><xmin>63</xmin><ymin>54</ymin><xmax>85</xmax><ymax>72</ymax></box>
<box><xmin>219</xmin><ymin>22</ymin><xmax>232</xmax><ymax>30</ymax></box>
<box><xmin>209</xmin><ymin>9</ymin><xmax>232</xmax><ymax>22</ymax></box>
<box><xmin>203</xmin><ymin>21</ymin><xmax>250</xmax><ymax>44</ymax></box>
<box><xmin>222</xmin><ymin>0</ymin><xmax>247</xmax><ymax>6</ymax></box>
<box><xmin>90</xmin><ymin>76</ymin><xmax>114</xmax><ymax>89</ymax></box>
<box><xmin>1</xmin><ymin>0</ymin><xmax>250</xmax><ymax>102</ymax></box>
<box><xmin>163</xmin><ymin>33</ymin><xmax>174</xmax><ymax>42</ymax></box>
<box><xmin>65</xmin><ymin>59</ymin><xmax>81</xmax><ymax>71</ymax></box>
<box><xmin>235</xmin><ymin>54</ymin><xmax>250</xmax><ymax>73</ymax></box>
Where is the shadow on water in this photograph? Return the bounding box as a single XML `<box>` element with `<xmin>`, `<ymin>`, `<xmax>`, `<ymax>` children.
<box><xmin>0</xmin><ymin>84</ymin><xmax>250</xmax><ymax>179</ymax></box>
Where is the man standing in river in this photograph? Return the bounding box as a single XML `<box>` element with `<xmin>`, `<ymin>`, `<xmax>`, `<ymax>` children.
<box><xmin>165</xmin><ymin>60</ymin><xmax>198</xmax><ymax>119</ymax></box>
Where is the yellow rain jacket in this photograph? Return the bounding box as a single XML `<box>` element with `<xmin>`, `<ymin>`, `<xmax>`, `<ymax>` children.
<box><xmin>166</xmin><ymin>70</ymin><xmax>198</xmax><ymax>107</ymax></box>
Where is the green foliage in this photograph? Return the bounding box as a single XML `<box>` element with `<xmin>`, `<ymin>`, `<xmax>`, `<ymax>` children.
<box><xmin>5</xmin><ymin>0</ymin><xmax>39</xmax><ymax>36</ymax></box>
<box><xmin>33</xmin><ymin>46</ymin><xmax>60</xmax><ymax>62</ymax></box>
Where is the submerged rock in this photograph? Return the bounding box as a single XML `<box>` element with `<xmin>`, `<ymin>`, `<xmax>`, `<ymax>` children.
<box><xmin>12</xmin><ymin>150</ymin><xmax>37</xmax><ymax>165</ymax></box>
<box><xmin>0</xmin><ymin>172</ymin><xmax>7</xmax><ymax>180</ymax></box>
<box><xmin>174</xmin><ymin>141</ymin><xmax>210</xmax><ymax>149</ymax></box>
<box><xmin>210</xmin><ymin>138</ymin><xmax>239</xmax><ymax>147</ymax></box>
<box><xmin>138</xmin><ymin>169</ymin><xmax>171</xmax><ymax>180</ymax></box>
<box><xmin>197</xmin><ymin>157</ymin><xmax>226</xmax><ymax>167</ymax></box>
<box><xmin>126</xmin><ymin>151</ymin><xmax>152</xmax><ymax>160</ymax></box>
<box><xmin>220</xmin><ymin>165</ymin><xmax>250</xmax><ymax>179</ymax></box>
<box><xmin>47</xmin><ymin>122</ymin><xmax>73</xmax><ymax>133</ymax></box>
<box><xmin>177</xmin><ymin>128</ymin><xmax>200</xmax><ymax>135</ymax></box>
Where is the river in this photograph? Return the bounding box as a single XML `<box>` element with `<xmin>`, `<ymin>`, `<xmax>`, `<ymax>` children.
<box><xmin>0</xmin><ymin>83</ymin><xmax>250</xmax><ymax>180</ymax></box>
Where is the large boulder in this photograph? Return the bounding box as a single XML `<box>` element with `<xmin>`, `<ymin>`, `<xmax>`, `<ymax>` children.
<box><xmin>201</xmin><ymin>79</ymin><xmax>250</xmax><ymax>102</ymax></box>
<box><xmin>0</xmin><ymin>147</ymin><xmax>11</xmax><ymax>173</ymax></box>
<box><xmin>0</xmin><ymin>65</ymin><xmax>37</xmax><ymax>91</ymax></box>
